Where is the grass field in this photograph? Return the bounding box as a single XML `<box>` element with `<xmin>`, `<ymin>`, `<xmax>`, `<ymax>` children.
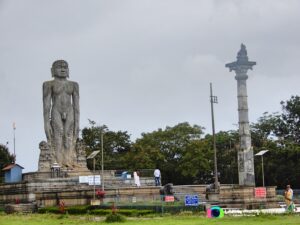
<box><xmin>0</xmin><ymin>213</ymin><xmax>300</xmax><ymax>225</ymax></box>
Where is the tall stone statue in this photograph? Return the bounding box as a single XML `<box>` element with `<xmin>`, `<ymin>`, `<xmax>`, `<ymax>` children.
<box><xmin>39</xmin><ymin>60</ymin><xmax>86</xmax><ymax>170</ymax></box>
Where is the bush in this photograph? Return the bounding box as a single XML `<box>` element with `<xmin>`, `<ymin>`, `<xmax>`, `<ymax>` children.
<box><xmin>105</xmin><ymin>213</ymin><xmax>126</xmax><ymax>223</ymax></box>
<box><xmin>66</xmin><ymin>205</ymin><xmax>88</xmax><ymax>214</ymax></box>
<box><xmin>117</xmin><ymin>209</ymin><xmax>153</xmax><ymax>217</ymax></box>
<box><xmin>178</xmin><ymin>211</ymin><xmax>193</xmax><ymax>216</ymax></box>
<box><xmin>38</xmin><ymin>206</ymin><xmax>60</xmax><ymax>214</ymax></box>
<box><xmin>89</xmin><ymin>209</ymin><xmax>112</xmax><ymax>215</ymax></box>
<box><xmin>39</xmin><ymin>204</ymin><xmax>193</xmax><ymax>216</ymax></box>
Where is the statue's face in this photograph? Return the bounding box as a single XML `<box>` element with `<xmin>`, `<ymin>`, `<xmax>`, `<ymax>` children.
<box><xmin>52</xmin><ymin>61</ymin><xmax>69</xmax><ymax>78</ymax></box>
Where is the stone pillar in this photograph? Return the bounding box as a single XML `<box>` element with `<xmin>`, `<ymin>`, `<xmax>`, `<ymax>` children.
<box><xmin>225</xmin><ymin>44</ymin><xmax>256</xmax><ymax>186</ymax></box>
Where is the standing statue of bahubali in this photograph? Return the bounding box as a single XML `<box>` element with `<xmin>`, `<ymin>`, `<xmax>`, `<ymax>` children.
<box><xmin>38</xmin><ymin>60</ymin><xmax>87</xmax><ymax>171</ymax></box>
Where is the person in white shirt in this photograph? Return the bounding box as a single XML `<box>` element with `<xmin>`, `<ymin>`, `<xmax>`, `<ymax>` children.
<box><xmin>133</xmin><ymin>171</ymin><xmax>141</xmax><ymax>187</ymax></box>
<box><xmin>154</xmin><ymin>168</ymin><xmax>161</xmax><ymax>186</ymax></box>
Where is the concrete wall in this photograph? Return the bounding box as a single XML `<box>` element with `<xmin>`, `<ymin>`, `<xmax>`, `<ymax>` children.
<box><xmin>0</xmin><ymin>180</ymin><xmax>278</xmax><ymax>209</ymax></box>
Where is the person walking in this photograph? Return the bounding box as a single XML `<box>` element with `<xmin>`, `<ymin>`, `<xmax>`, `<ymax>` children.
<box><xmin>284</xmin><ymin>185</ymin><xmax>295</xmax><ymax>212</ymax></box>
<box><xmin>154</xmin><ymin>168</ymin><xmax>161</xmax><ymax>186</ymax></box>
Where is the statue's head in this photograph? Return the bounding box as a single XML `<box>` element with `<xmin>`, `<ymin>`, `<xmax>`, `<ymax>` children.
<box><xmin>51</xmin><ymin>60</ymin><xmax>69</xmax><ymax>78</ymax></box>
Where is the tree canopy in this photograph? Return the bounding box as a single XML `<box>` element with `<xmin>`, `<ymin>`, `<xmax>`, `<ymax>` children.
<box><xmin>81</xmin><ymin>120</ymin><xmax>132</xmax><ymax>170</ymax></box>
<box><xmin>0</xmin><ymin>144</ymin><xmax>15</xmax><ymax>182</ymax></box>
<box><xmin>80</xmin><ymin>95</ymin><xmax>300</xmax><ymax>188</ymax></box>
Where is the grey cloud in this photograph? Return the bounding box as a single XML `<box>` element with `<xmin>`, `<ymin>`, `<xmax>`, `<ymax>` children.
<box><xmin>0</xmin><ymin>0</ymin><xmax>300</xmax><ymax>171</ymax></box>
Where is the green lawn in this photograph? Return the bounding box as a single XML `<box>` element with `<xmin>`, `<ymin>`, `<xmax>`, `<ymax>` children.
<box><xmin>0</xmin><ymin>213</ymin><xmax>300</xmax><ymax>225</ymax></box>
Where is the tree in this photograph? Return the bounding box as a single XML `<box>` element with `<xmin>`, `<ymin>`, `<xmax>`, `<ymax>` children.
<box><xmin>81</xmin><ymin>120</ymin><xmax>132</xmax><ymax>170</ymax></box>
<box><xmin>126</xmin><ymin>122</ymin><xmax>206</xmax><ymax>184</ymax></box>
<box><xmin>205</xmin><ymin>130</ymin><xmax>240</xmax><ymax>185</ymax></box>
<box><xmin>250</xmin><ymin>96</ymin><xmax>300</xmax><ymax>188</ymax></box>
<box><xmin>0</xmin><ymin>144</ymin><xmax>14</xmax><ymax>182</ymax></box>
<box><xmin>279</xmin><ymin>95</ymin><xmax>300</xmax><ymax>144</ymax></box>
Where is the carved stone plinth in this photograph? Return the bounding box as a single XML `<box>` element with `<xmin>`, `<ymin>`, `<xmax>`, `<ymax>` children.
<box><xmin>38</xmin><ymin>139</ymin><xmax>88</xmax><ymax>172</ymax></box>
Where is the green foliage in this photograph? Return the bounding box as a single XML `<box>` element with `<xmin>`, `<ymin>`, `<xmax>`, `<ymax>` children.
<box><xmin>116</xmin><ymin>209</ymin><xmax>153</xmax><ymax>217</ymax></box>
<box><xmin>79</xmin><ymin>95</ymin><xmax>300</xmax><ymax>188</ymax></box>
<box><xmin>280</xmin><ymin>95</ymin><xmax>300</xmax><ymax>143</ymax></box>
<box><xmin>105</xmin><ymin>213</ymin><xmax>126</xmax><ymax>223</ymax></box>
<box><xmin>65</xmin><ymin>205</ymin><xmax>88</xmax><ymax>214</ymax></box>
<box><xmin>89</xmin><ymin>209</ymin><xmax>112</xmax><ymax>215</ymax></box>
<box><xmin>126</xmin><ymin>122</ymin><xmax>205</xmax><ymax>184</ymax></box>
<box><xmin>251</xmin><ymin>95</ymin><xmax>300</xmax><ymax>188</ymax></box>
<box><xmin>2</xmin><ymin>213</ymin><xmax>300</xmax><ymax>225</ymax></box>
<box><xmin>0</xmin><ymin>144</ymin><xmax>15</xmax><ymax>181</ymax></box>
<box><xmin>38</xmin><ymin>205</ymin><xmax>154</xmax><ymax>216</ymax></box>
<box><xmin>81</xmin><ymin>120</ymin><xmax>132</xmax><ymax>170</ymax></box>
<box><xmin>204</xmin><ymin>130</ymin><xmax>239</xmax><ymax>184</ymax></box>
<box><xmin>38</xmin><ymin>206</ymin><xmax>61</xmax><ymax>214</ymax></box>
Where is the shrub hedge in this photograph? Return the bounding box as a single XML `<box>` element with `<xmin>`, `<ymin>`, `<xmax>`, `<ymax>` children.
<box><xmin>38</xmin><ymin>204</ymin><xmax>204</xmax><ymax>216</ymax></box>
<box><xmin>38</xmin><ymin>206</ymin><xmax>153</xmax><ymax>216</ymax></box>
<box><xmin>105</xmin><ymin>213</ymin><xmax>126</xmax><ymax>223</ymax></box>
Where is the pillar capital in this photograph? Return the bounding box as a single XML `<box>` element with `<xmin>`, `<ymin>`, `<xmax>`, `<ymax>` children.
<box><xmin>225</xmin><ymin>44</ymin><xmax>256</xmax><ymax>77</ymax></box>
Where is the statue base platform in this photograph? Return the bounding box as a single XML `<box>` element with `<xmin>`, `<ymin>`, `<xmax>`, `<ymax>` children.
<box><xmin>0</xmin><ymin>177</ymin><xmax>278</xmax><ymax>209</ymax></box>
<box><xmin>23</xmin><ymin>169</ymin><xmax>92</xmax><ymax>182</ymax></box>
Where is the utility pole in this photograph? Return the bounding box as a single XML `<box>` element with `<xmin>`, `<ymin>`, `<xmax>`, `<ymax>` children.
<box><xmin>210</xmin><ymin>83</ymin><xmax>219</xmax><ymax>191</ymax></box>
<box><xmin>101</xmin><ymin>131</ymin><xmax>104</xmax><ymax>191</ymax></box>
<box><xmin>13</xmin><ymin>122</ymin><xmax>16</xmax><ymax>163</ymax></box>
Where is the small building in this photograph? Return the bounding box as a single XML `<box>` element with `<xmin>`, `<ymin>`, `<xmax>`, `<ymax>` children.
<box><xmin>2</xmin><ymin>164</ymin><xmax>24</xmax><ymax>183</ymax></box>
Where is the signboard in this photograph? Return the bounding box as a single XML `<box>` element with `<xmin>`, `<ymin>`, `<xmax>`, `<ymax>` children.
<box><xmin>79</xmin><ymin>176</ymin><xmax>89</xmax><ymax>183</ymax></box>
<box><xmin>164</xmin><ymin>196</ymin><xmax>175</xmax><ymax>202</ymax></box>
<box><xmin>88</xmin><ymin>175</ymin><xmax>101</xmax><ymax>185</ymax></box>
<box><xmin>132</xmin><ymin>196</ymin><xmax>137</xmax><ymax>203</ymax></box>
<box><xmin>254</xmin><ymin>187</ymin><xmax>266</xmax><ymax>198</ymax></box>
<box><xmin>185</xmin><ymin>195</ymin><xmax>199</xmax><ymax>206</ymax></box>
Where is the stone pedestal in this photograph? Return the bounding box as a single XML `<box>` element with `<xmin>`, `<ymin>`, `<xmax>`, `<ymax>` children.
<box><xmin>4</xmin><ymin>203</ymin><xmax>37</xmax><ymax>213</ymax></box>
<box><xmin>206</xmin><ymin>192</ymin><xmax>220</xmax><ymax>202</ymax></box>
<box><xmin>38</xmin><ymin>140</ymin><xmax>88</xmax><ymax>172</ymax></box>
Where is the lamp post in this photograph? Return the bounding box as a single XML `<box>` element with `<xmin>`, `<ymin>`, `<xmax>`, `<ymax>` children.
<box><xmin>255</xmin><ymin>150</ymin><xmax>269</xmax><ymax>187</ymax></box>
<box><xmin>13</xmin><ymin>122</ymin><xmax>16</xmax><ymax>163</ymax></box>
<box><xmin>101</xmin><ymin>131</ymin><xmax>104</xmax><ymax>191</ymax></box>
<box><xmin>87</xmin><ymin>150</ymin><xmax>100</xmax><ymax>200</ymax></box>
<box><xmin>210</xmin><ymin>83</ymin><xmax>219</xmax><ymax>191</ymax></box>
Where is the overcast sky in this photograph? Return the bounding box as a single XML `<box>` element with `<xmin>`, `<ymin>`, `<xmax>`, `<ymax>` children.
<box><xmin>1</xmin><ymin>0</ymin><xmax>300</xmax><ymax>172</ymax></box>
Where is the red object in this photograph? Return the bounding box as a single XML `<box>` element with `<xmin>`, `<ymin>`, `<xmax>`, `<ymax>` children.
<box><xmin>164</xmin><ymin>196</ymin><xmax>175</xmax><ymax>202</ymax></box>
<box><xmin>96</xmin><ymin>189</ymin><xmax>105</xmax><ymax>199</ymax></box>
<box><xmin>111</xmin><ymin>202</ymin><xmax>117</xmax><ymax>214</ymax></box>
<box><xmin>59</xmin><ymin>200</ymin><xmax>65</xmax><ymax>213</ymax></box>
<box><xmin>254</xmin><ymin>187</ymin><xmax>267</xmax><ymax>198</ymax></box>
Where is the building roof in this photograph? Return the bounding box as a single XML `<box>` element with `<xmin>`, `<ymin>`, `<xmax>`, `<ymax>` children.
<box><xmin>2</xmin><ymin>163</ymin><xmax>24</xmax><ymax>171</ymax></box>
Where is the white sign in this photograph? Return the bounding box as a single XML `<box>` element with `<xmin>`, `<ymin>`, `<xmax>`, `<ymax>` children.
<box><xmin>88</xmin><ymin>175</ymin><xmax>101</xmax><ymax>185</ymax></box>
<box><xmin>79</xmin><ymin>176</ymin><xmax>89</xmax><ymax>183</ymax></box>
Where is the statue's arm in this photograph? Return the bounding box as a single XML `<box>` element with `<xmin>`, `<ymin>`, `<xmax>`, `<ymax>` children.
<box><xmin>43</xmin><ymin>81</ymin><xmax>52</xmax><ymax>142</ymax></box>
<box><xmin>73</xmin><ymin>82</ymin><xmax>80</xmax><ymax>139</ymax></box>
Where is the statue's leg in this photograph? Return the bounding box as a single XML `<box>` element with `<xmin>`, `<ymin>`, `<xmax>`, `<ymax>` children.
<box><xmin>64</xmin><ymin>109</ymin><xmax>76</xmax><ymax>166</ymax></box>
<box><xmin>51</xmin><ymin>110</ymin><xmax>64</xmax><ymax>165</ymax></box>
<box><xmin>64</xmin><ymin>109</ymin><xmax>74</xmax><ymax>149</ymax></box>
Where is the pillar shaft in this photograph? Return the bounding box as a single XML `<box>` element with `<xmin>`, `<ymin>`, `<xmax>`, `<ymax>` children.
<box><xmin>225</xmin><ymin>44</ymin><xmax>256</xmax><ymax>186</ymax></box>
